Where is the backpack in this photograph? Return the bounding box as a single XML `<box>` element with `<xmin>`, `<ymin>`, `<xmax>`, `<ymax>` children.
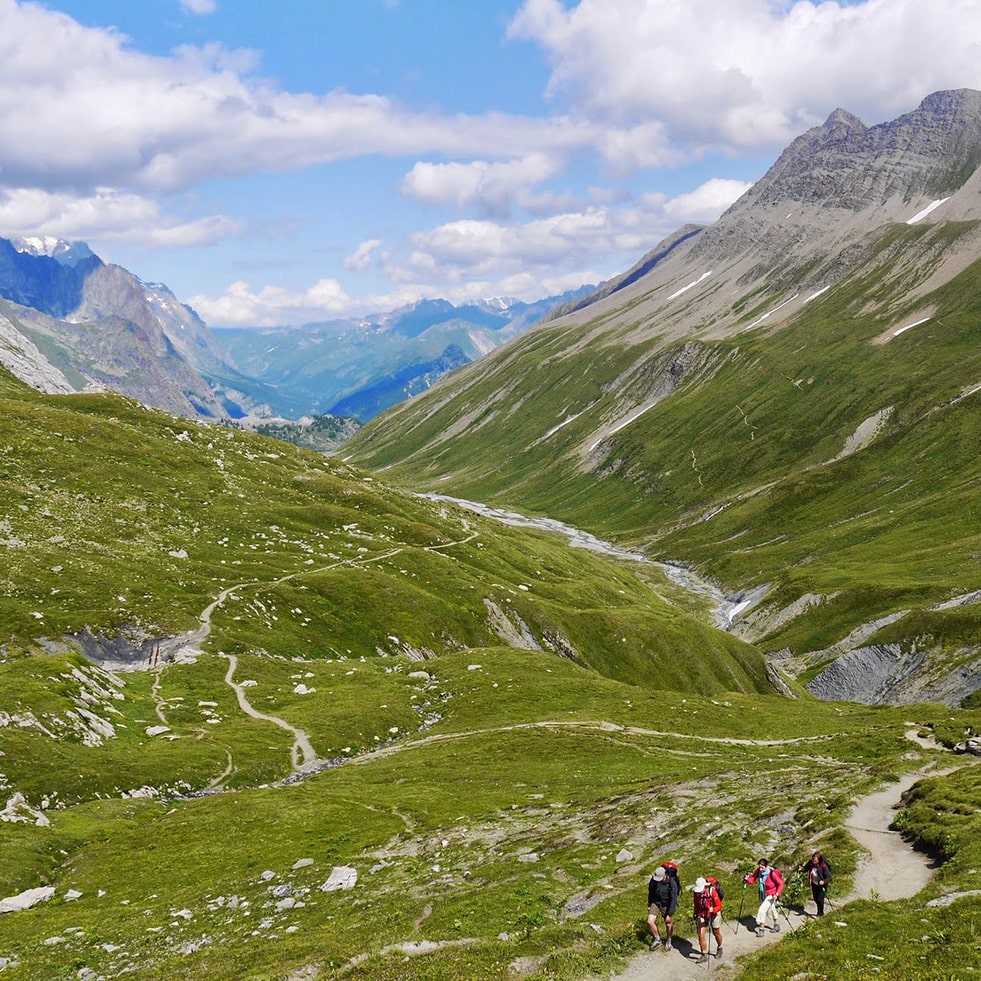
<box><xmin>705</xmin><ymin>875</ymin><xmax>724</xmax><ymax>902</ymax></box>
<box><xmin>662</xmin><ymin>861</ymin><xmax>681</xmax><ymax>890</ymax></box>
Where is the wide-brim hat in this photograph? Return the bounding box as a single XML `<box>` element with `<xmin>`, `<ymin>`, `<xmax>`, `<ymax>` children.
<box><xmin>693</xmin><ymin>876</ymin><xmax>707</xmax><ymax>893</ymax></box>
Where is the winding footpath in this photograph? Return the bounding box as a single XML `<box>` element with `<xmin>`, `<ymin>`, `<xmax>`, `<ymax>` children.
<box><xmin>221</xmin><ymin>653</ymin><xmax>317</xmax><ymax>770</ymax></box>
<box><xmin>584</xmin><ymin>763</ymin><xmax>950</xmax><ymax>981</ymax></box>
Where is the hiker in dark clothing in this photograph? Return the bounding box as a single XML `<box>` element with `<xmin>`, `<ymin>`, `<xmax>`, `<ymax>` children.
<box><xmin>799</xmin><ymin>851</ymin><xmax>831</xmax><ymax>916</ymax></box>
<box><xmin>647</xmin><ymin>864</ymin><xmax>679</xmax><ymax>951</ymax></box>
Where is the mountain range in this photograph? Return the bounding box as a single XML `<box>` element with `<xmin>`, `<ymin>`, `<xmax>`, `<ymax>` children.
<box><xmin>213</xmin><ymin>289</ymin><xmax>595</xmax><ymax>422</ymax></box>
<box><xmin>0</xmin><ymin>237</ymin><xmax>594</xmax><ymax>431</ymax></box>
<box><xmin>1</xmin><ymin>89</ymin><xmax>979</xmax><ymax>981</ymax></box>
<box><xmin>346</xmin><ymin>88</ymin><xmax>981</xmax><ymax>708</ymax></box>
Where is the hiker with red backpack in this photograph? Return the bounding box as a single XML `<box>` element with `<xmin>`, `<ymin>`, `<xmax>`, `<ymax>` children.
<box><xmin>692</xmin><ymin>875</ymin><xmax>724</xmax><ymax>963</ymax></box>
<box><xmin>646</xmin><ymin>862</ymin><xmax>680</xmax><ymax>951</ymax></box>
<box><xmin>744</xmin><ymin>857</ymin><xmax>784</xmax><ymax>936</ymax></box>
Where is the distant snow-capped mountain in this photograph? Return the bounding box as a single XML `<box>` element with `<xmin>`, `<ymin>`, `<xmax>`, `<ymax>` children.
<box><xmin>0</xmin><ymin>236</ymin><xmax>262</xmax><ymax>420</ymax></box>
<box><xmin>0</xmin><ymin>233</ymin><xmax>597</xmax><ymax>427</ymax></box>
<box><xmin>215</xmin><ymin>285</ymin><xmax>597</xmax><ymax>422</ymax></box>
<box><xmin>11</xmin><ymin>236</ymin><xmax>96</xmax><ymax>267</ymax></box>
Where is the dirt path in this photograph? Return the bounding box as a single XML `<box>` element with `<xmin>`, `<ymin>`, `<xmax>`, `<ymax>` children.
<box><xmin>221</xmin><ymin>653</ymin><xmax>317</xmax><ymax>770</ymax></box>
<box><xmin>583</xmin><ymin>766</ymin><xmax>944</xmax><ymax>981</ymax></box>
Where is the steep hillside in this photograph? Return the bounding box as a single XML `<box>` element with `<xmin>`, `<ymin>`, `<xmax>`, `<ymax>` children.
<box><xmin>0</xmin><ymin>368</ymin><xmax>765</xmax><ymax>697</ymax></box>
<box><xmin>0</xmin><ymin>367</ymin><xmax>978</xmax><ymax>981</ymax></box>
<box><xmin>345</xmin><ymin>90</ymin><xmax>981</xmax><ymax>706</ymax></box>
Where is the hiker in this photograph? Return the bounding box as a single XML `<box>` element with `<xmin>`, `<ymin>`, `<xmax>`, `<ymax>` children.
<box><xmin>692</xmin><ymin>876</ymin><xmax>724</xmax><ymax>963</ymax></box>
<box><xmin>744</xmin><ymin>857</ymin><xmax>784</xmax><ymax>936</ymax></box>
<box><xmin>646</xmin><ymin>864</ymin><xmax>679</xmax><ymax>950</ymax></box>
<box><xmin>799</xmin><ymin>850</ymin><xmax>831</xmax><ymax>916</ymax></box>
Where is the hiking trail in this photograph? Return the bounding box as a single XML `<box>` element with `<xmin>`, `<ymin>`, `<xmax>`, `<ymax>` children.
<box><xmin>581</xmin><ymin>764</ymin><xmax>949</xmax><ymax>981</ymax></box>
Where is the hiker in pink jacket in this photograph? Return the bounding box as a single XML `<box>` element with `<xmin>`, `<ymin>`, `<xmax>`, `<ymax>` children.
<box><xmin>743</xmin><ymin>857</ymin><xmax>784</xmax><ymax>936</ymax></box>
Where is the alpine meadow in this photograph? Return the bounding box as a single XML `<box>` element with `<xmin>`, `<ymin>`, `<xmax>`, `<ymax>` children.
<box><xmin>2</xmin><ymin>80</ymin><xmax>981</xmax><ymax>981</ymax></box>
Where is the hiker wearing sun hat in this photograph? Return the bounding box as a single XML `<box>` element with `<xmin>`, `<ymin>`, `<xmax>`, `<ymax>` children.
<box><xmin>646</xmin><ymin>863</ymin><xmax>680</xmax><ymax>951</ymax></box>
<box><xmin>692</xmin><ymin>875</ymin><xmax>724</xmax><ymax>963</ymax></box>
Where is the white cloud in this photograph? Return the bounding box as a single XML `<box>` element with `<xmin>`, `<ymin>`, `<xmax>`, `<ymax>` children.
<box><xmin>400</xmin><ymin>154</ymin><xmax>564</xmax><ymax>216</ymax></box>
<box><xmin>344</xmin><ymin>238</ymin><xmax>383</xmax><ymax>273</ymax></box>
<box><xmin>662</xmin><ymin>178</ymin><xmax>753</xmax><ymax>224</ymax></box>
<box><xmin>0</xmin><ymin>187</ymin><xmax>243</xmax><ymax>247</ymax></box>
<box><xmin>379</xmin><ymin>176</ymin><xmax>749</xmax><ymax>296</ymax></box>
<box><xmin>189</xmin><ymin>278</ymin><xmax>351</xmax><ymax>327</ymax></box>
<box><xmin>189</xmin><ymin>172</ymin><xmax>762</xmax><ymax>326</ymax></box>
<box><xmin>509</xmin><ymin>0</ymin><xmax>981</xmax><ymax>147</ymax></box>
<box><xmin>180</xmin><ymin>0</ymin><xmax>217</xmax><ymax>14</ymax></box>
<box><xmin>0</xmin><ymin>3</ymin><xmax>598</xmax><ymax>196</ymax></box>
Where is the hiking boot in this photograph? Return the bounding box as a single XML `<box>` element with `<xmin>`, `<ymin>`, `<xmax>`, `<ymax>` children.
<box><xmin>755</xmin><ymin>926</ymin><xmax>765</xmax><ymax>937</ymax></box>
<box><xmin>649</xmin><ymin>940</ymin><xmax>660</xmax><ymax>951</ymax></box>
<box><xmin>715</xmin><ymin>946</ymin><xmax>724</xmax><ymax>959</ymax></box>
<box><xmin>696</xmin><ymin>952</ymin><xmax>709</xmax><ymax>964</ymax></box>
<box><xmin>664</xmin><ymin>938</ymin><xmax>672</xmax><ymax>951</ymax></box>
<box><xmin>772</xmin><ymin>923</ymin><xmax>781</xmax><ymax>933</ymax></box>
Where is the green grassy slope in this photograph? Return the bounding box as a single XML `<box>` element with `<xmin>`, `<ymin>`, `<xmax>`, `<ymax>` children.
<box><xmin>1</xmin><ymin>322</ymin><xmax>979</xmax><ymax>980</ymax></box>
<box><xmin>0</xmin><ymin>370</ymin><xmax>765</xmax><ymax>697</ymax></box>
<box><xmin>1</xmin><ymin>644</ymin><xmax>977</xmax><ymax>980</ymax></box>
<box><xmin>345</xmin><ymin>237</ymin><xmax>981</xmax><ymax>664</ymax></box>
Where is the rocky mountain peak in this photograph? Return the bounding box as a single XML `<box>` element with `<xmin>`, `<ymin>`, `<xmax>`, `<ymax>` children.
<box><xmin>11</xmin><ymin>236</ymin><xmax>96</xmax><ymax>268</ymax></box>
<box><xmin>692</xmin><ymin>86</ymin><xmax>981</xmax><ymax>274</ymax></box>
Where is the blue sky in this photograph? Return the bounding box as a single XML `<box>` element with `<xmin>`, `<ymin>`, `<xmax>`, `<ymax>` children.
<box><xmin>2</xmin><ymin>0</ymin><xmax>980</xmax><ymax>326</ymax></box>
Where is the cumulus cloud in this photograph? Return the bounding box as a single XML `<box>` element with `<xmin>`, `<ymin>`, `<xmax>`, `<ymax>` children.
<box><xmin>400</xmin><ymin>153</ymin><xmax>564</xmax><ymax>216</ymax></box>
<box><xmin>343</xmin><ymin>238</ymin><xmax>383</xmax><ymax>273</ymax></box>
<box><xmin>383</xmin><ymin>175</ymin><xmax>747</xmax><ymax>292</ymax></box>
<box><xmin>509</xmin><ymin>0</ymin><xmax>981</xmax><ymax>148</ymax></box>
<box><xmin>0</xmin><ymin>2</ymin><xmax>597</xmax><ymax>196</ymax></box>
<box><xmin>189</xmin><ymin>278</ymin><xmax>351</xmax><ymax>327</ymax></box>
<box><xmin>662</xmin><ymin>178</ymin><xmax>753</xmax><ymax>224</ymax></box>
<box><xmin>0</xmin><ymin>187</ymin><xmax>243</xmax><ymax>247</ymax></box>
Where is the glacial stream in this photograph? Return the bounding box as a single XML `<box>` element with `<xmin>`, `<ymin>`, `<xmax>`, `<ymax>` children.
<box><xmin>419</xmin><ymin>492</ymin><xmax>753</xmax><ymax>631</ymax></box>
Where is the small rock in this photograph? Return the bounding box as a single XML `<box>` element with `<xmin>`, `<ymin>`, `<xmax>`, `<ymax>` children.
<box><xmin>292</xmin><ymin>858</ymin><xmax>314</xmax><ymax>870</ymax></box>
<box><xmin>319</xmin><ymin>866</ymin><xmax>358</xmax><ymax>892</ymax></box>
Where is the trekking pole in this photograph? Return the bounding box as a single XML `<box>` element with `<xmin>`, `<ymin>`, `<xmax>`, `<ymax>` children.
<box><xmin>778</xmin><ymin>899</ymin><xmax>796</xmax><ymax>933</ymax></box>
<box><xmin>733</xmin><ymin>881</ymin><xmax>746</xmax><ymax>934</ymax></box>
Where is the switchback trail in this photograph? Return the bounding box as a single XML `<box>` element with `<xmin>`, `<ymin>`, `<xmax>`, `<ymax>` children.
<box><xmin>582</xmin><ymin>765</ymin><xmax>947</xmax><ymax>981</ymax></box>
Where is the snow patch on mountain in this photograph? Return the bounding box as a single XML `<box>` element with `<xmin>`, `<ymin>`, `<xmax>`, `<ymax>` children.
<box><xmin>11</xmin><ymin>237</ymin><xmax>95</xmax><ymax>266</ymax></box>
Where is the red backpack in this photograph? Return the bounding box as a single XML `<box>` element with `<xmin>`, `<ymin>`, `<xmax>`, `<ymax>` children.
<box><xmin>662</xmin><ymin>861</ymin><xmax>681</xmax><ymax>890</ymax></box>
